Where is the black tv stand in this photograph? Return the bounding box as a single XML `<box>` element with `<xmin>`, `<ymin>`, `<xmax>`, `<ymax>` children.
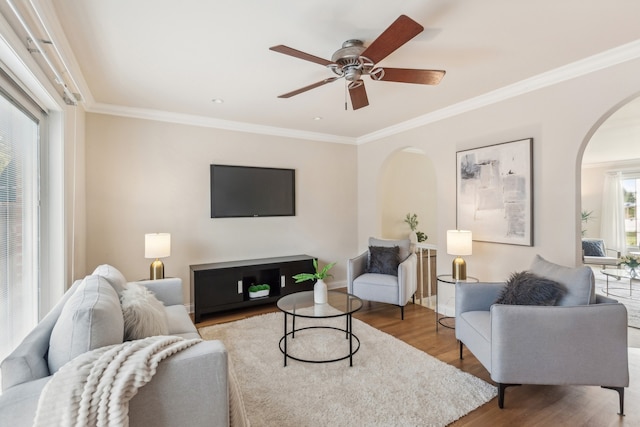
<box><xmin>190</xmin><ymin>255</ymin><xmax>315</xmax><ymax>322</ymax></box>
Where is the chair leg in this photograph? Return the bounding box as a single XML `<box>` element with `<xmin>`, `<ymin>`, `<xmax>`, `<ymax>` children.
<box><xmin>459</xmin><ymin>341</ymin><xmax>463</xmax><ymax>360</ymax></box>
<box><xmin>602</xmin><ymin>386</ymin><xmax>625</xmax><ymax>416</ymax></box>
<box><xmin>400</xmin><ymin>305</ymin><xmax>404</xmax><ymax>320</ymax></box>
<box><xmin>497</xmin><ymin>383</ymin><xmax>521</xmax><ymax>409</ymax></box>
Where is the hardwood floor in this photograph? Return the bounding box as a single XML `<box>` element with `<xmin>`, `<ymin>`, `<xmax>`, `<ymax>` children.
<box><xmin>195</xmin><ymin>298</ymin><xmax>639</xmax><ymax>426</ymax></box>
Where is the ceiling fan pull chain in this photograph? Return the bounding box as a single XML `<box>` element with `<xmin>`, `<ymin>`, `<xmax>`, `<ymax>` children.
<box><xmin>344</xmin><ymin>81</ymin><xmax>348</xmax><ymax>111</ymax></box>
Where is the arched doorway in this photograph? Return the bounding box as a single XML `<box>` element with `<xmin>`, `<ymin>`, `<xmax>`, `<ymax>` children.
<box><xmin>580</xmin><ymin>95</ymin><xmax>640</xmax><ymax>330</ymax></box>
<box><xmin>581</xmin><ymin>96</ymin><xmax>640</xmax><ymax>251</ymax></box>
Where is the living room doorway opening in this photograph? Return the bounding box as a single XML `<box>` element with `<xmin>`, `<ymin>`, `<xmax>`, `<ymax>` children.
<box><xmin>581</xmin><ymin>95</ymin><xmax>640</xmax><ymax>257</ymax></box>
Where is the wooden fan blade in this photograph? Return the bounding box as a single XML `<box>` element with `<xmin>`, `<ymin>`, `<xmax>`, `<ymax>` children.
<box><xmin>269</xmin><ymin>45</ymin><xmax>333</xmax><ymax>66</ymax></box>
<box><xmin>375</xmin><ymin>68</ymin><xmax>445</xmax><ymax>85</ymax></box>
<box><xmin>349</xmin><ymin>81</ymin><xmax>369</xmax><ymax>110</ymax></box>
<box><xmin>277</xmin><ymin>77</ymin><xmax>338</xmax><ymax>98</ymax></box>
<box><xmin>361</xmin><ymin>15</ymin><xmax>424</xmax><ymax>64</ymax></box>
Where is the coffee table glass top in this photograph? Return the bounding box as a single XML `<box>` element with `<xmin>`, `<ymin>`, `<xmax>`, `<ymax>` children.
<box><xmin>277</xmin><ymin>290</ymin><xmax>363</xmax><ymax>318</ymax></box>
<box><xmin>600</xmin><ymin>269</ymin><xmax>640</xmax><ymax>280</ymax></box>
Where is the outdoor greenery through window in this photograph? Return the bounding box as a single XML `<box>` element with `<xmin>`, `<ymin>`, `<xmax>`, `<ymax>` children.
<box><xmin>623</xmin><ymin>177</ymin><xmax>639</xmax><ymax>247</ymax></box>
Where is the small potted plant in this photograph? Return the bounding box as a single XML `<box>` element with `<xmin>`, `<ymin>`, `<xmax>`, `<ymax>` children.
<box><xmin>292</xmin><ymin>259</ymin><xmax>335</xmax><ymax>304</ymax></box>
<box><xmin>248</xmin><ymin>284</ymin><xmax>270</xmax><ymax>298</ymax></box>
<box><xmin>404</xmin><ymin>213</ymin><xmax>428</xmax><ymax>243</ymax></box>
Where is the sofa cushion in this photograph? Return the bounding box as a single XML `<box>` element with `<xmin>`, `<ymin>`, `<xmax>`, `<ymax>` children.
<box><xmin>92</xmin><ymin>264</ymin><xmax>127</xmax><ymax>294</ymax></box>
<box><xmin>367</xmin><ymin>245</ymin><xmax>400</xmax><ymax>276</ymax></box>
<box><xmin>165</xmin><ymin>305</ymin><xmax>198</xmax><ymax>337</ymax></box>
<box><xmin>120</xmin><ymin>282</ymin><xmax>170</xmax><ymax>340</ymax></box>
<box><xmin>48</xmin><ymin>275</ymin><xmax>124</xmax><ymax>373</ymax></box>
<box><xmin>369</xmin><ymin>237</ymin><xmax>411</xmax><ymax>262</ymax></box>
<box><xmin>530</xmin><ymin>254</ymin><xmax>595</xmax><ymax>305</ymax></box>
<box><xmin>495</xmin><ymin>271</ymin><xmax>567</xmax><ymax>306</ymax></box>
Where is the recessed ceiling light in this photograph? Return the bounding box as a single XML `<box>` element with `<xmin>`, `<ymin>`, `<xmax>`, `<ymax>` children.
<box><xmin>313</xmin><ymin>116</ymin><xmax>323</xmax><ymax>121</ymax></box>
<box><xmin>212</xmin><ymin>98</ymin><xmax>224</xmax><ymax>104</ymax></box>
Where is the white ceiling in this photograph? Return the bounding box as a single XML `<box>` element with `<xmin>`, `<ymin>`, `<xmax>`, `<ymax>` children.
<box><xmin>12</xmin><ymin>1</ymin><xmax>640</xmax><ymax>143</ymax></box>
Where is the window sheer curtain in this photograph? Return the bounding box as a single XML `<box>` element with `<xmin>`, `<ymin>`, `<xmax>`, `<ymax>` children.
<box><xmin>600</xmin><ymin>171</ymin><xmax>626</xmax><ymax>254</ymax></box>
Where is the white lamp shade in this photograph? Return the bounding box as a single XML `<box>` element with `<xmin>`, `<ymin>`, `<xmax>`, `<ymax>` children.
<box><xmin>145</xmin><ymin>233</ymin><xmax>171</xmax><ymax>258</ymax></box>
<box><xmin>447</xmin><ymin>230</ymin><xmax>472</xmax><ymax>256</ymax></box>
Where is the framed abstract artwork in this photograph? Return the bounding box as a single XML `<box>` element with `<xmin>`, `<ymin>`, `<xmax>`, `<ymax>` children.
<box><xmin>456</xmin><ymin>138</ymin><xmax>533</xmax><ymax>246</ymax></box>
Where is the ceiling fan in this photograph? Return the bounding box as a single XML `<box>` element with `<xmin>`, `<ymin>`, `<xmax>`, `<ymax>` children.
<box><xmin>269</xmin><ymin>15</ymin><xmax>445</xmax><ymax>110</ymax></box>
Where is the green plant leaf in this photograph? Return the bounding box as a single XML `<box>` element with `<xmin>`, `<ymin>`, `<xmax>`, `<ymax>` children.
<box><xmin>292</xmin><ymin>273</ymin><xmax>316</xmax><ymax>282</ymax></box>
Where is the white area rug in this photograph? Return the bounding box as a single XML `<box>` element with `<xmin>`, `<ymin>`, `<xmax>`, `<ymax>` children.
<box><xmin>199</xmin><ymin>312</ymin><xmax>496</xmax><ymax>427</ymax></box>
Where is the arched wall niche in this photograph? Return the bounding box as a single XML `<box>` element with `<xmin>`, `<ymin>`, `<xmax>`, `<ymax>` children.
<box><xmin>377</xmin><ymin>147</ymin><xmax>438</xmax><ymax>245</ymax></box>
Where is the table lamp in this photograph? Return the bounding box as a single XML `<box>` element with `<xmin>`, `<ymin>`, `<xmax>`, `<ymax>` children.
<box><xmin>145</xmin><ymin>233</ymin><xmax>171</xmax><ymax>280</ymax></box>
<box><xmin>447</xmin><ymin>230</ymin><xmax>472</xmax><ymax>280</ymax></box>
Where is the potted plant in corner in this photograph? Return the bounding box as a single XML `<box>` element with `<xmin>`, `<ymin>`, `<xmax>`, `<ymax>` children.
<box><xmin>248</xmin><ymin>284</ymin><xmax>270</xmax><ymax>299</ymax></box>
<box><xmin>292</xmin><ymin>259</ymin><xmax>335</xmax><ymax>304</ymax></box>
<box><xmin>404</xmin><ymin>213</ymin><xmax>428</xmax><ymax>243</ymax></box>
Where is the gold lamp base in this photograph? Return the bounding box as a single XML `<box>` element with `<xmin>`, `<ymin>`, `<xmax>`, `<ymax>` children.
<box><xmin>452</xmin><ymin>257</ymin><xmax>467</xmax><ymax>280</ymax></box>
<box><xmin>150</xmin><ymin>259</ymin><xmax>165</xmax><ymax>280</ymax></box>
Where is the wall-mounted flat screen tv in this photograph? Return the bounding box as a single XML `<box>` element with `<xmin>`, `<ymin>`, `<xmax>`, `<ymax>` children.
<box><xmin>210</xmin><ymin>164</ymin><xmax>296</xmax><ymax>218</ymax></box>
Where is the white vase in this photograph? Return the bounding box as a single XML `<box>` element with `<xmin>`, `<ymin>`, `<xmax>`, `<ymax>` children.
<box><xmin>314</xmin><ymin>279</ymin><xmax>328</xmax><ymax>304</ymax></box>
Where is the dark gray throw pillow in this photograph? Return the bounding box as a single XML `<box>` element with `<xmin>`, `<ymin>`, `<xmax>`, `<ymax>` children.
<box><xmin>367</xmin><ymin>245</ymin><xmax>400</xmax><ymax>276</ymax></box>
<box><xmin>495</xmin><ymin>271</ymin><xmax>567</xmax><ymax>306</ymax></box>
<box><xmin>582</xmin><ymin>239</ymin><xmax>606</xmax><ymax>257</ymax></box>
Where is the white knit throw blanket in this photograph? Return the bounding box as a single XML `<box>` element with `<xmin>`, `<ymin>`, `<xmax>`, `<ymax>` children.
<box><xmin>34</xmin><ymin>336</ymin><xmax>201</xmax><ymax>427</ymax></box>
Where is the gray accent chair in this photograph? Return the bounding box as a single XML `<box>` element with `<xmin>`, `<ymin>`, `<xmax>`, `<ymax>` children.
<box><xmin>347</xmin><ymin>237</ymin><xmax>417</xmax><ymax>319</ymax></box>
<box><xmin>456</xmin><ymin>255</ymin><xmax>629</xmax><ymax>414</ymax></box>
<box><xmin>0</xmin><ymin>275</ymin><xmax>230</xmax><ymax>427</ymax></box>
<box><xmin>582</xmin><ymin>238</ymin><xmax>620</xmax><ymax>269</ymax></box>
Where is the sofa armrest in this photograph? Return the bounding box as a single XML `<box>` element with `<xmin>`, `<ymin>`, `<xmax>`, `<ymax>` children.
<box><xmin>133</xmin><ymin>278</ymin><xmax>183</xmax><ymax>306</ymax></box>
<box><xmin>129</xmin><ymin>340</ymin><xmax>229</xmax><ymax>427</ymax></box>
<box><xmin>596</xmin><ymin>293</ymin><xmax>618</xmax><ymax>304</ymax></box>
<box><xmin>347</xmin><ymin>252</ymin><xmax>367</xmax><ymax>293</ymax></box>
<box><xmin>490</xmin><ymin>303</ymin><xmax>629</xmax><ymax>387</ymax></box>
<box><xmin>455</xmin><ymin>282</ymin><xmax>505</xmax><ymax>314</ymax></box>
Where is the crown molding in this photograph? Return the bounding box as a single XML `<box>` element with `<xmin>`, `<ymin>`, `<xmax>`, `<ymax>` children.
<box><xmin>581</xmin><ymin>157</ymin><xmax>640</xmax><ymax>170</ymax></box>
<box><xmin>357</xmin><ymin>39</ymin><xmax>640</xmax><ymax>145</ymax></box>
<box><xmin>87</xmin><ymin>103</ymin><xmax>357</xmax><ymax>145</ymax></box>
<box><xmin>95</xmin><ymin>39</ymin><xmax>640</xmax><ymax>146</ymax></box>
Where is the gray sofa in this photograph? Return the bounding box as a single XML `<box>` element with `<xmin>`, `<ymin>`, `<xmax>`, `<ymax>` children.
<box><xmin>0</xmin><ymin>266</ymin><xmax>229</xmax><ymax>427</ymax></box>
<box><xmin>456</xmin><ymin>255</ymin><xmax>629</xmax><ymax>414</ymax></box>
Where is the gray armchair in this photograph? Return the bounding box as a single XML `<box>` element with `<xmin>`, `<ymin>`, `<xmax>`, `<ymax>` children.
<box><xmin>582</xmin><ymin>238</ymin><xmax>620</xmax><ymax>269</ymax></box>
<box><xmin>347</xmin><ymin>237</ymin><xmax>417</xmax><ymax>319</ymax></box>
<box><xmin>455</xmin><ymin>255</ymin><xmax>629</xmax><ymax>414</ymax></box>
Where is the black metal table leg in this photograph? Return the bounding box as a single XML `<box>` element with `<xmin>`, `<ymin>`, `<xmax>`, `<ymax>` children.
<box><xmin>283</xmin><ymin>312</ymin><xmax>288</xmax><ymax>367</ymax></box>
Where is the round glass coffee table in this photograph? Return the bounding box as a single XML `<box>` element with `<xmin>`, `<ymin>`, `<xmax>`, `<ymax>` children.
<box><xmin>277</xmin><ymin>290</ymin><xmax>362</xmax><ymax>366</ymax></box>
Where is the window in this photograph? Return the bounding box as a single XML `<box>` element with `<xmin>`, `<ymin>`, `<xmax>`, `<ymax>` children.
<box><xmin>0</xmin><ymin>76</ymin><xmax>43</xmax><ymax>367</ymax></box>
<box><xmin>623</xmin><ymin>177</ymin><xmax>639</xmax><ymax>247</ymax></box>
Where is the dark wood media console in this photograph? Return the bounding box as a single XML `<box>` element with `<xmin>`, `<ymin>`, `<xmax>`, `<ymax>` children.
<box><xmin>190</xmin><ymin>255</ymin><xmax>315</xmax><ymax>322</ymax></box>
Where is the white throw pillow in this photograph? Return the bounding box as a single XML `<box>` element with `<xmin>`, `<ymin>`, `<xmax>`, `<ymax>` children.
<box><xmin>92</xmin><ymin>264</ymin><xmax>127</xmax><ymax>294</ymax></box>
<box><xmin>48</xmin><ymin>275</ymin><xmax>124</xmax><ymax>373</ymax></box>
<box><xmin>120</xmin><ymin>282</ymin><xmax>170</xmax><ymax>340</ymax></box>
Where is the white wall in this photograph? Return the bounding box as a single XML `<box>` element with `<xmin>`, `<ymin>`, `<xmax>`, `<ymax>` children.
<box><xmin>84</xmin><ymin>114</ymin><xmax>358</xmax><ymax>302</ymax></box>
<box><xmin>581</xmin><ymin>164</ymin><xmax>608</xmax><ymax>238</ymax></box>
<box><xmin>357</xmin><ymin>57</ymin><xmax>640</xmax><ymax>286</ymax></box>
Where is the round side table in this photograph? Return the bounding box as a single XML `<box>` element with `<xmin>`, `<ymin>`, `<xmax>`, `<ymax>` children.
<box><xmin>436</xmin><ymin>274</ymin><xmax>479</xmax><ymax>330</ymax></box>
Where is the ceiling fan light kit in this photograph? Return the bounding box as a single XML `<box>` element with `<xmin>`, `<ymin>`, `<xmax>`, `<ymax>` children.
<box><xmin>269</xmin><ymin>15</ymin><xmax>446</xmax><ymax>110</ymax></box>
